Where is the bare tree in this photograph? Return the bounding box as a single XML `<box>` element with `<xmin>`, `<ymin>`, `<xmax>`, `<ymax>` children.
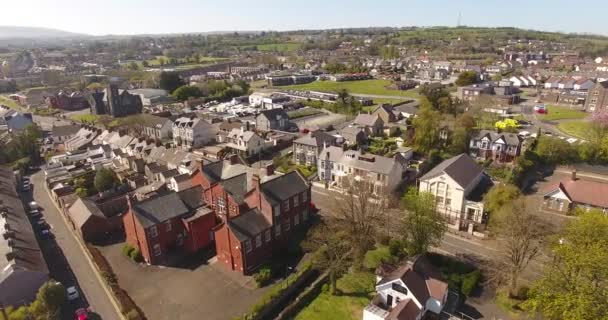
<box><xmin>490</xmin><ymin>198</ymin><xmax>547</xmax><ymax>296</ymax></box>
<box><xmin>304</xmin><ymin>221</ymin><xmax>352</xmax><ymax>295</ymax></box>
<box><xmin>330</xmin><ymin>176</ymin><xmax>389</xmax><ymax>267</ymax></box>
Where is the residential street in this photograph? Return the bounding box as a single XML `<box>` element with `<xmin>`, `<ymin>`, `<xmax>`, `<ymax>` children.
<box><xmin>30</xmin><ymin>171</ymin><xmax>121</xmax><ymax>320</ymax></box>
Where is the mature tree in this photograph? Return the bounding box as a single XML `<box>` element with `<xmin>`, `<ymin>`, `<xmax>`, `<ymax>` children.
<box><xmin>490</xmin><ymin>198</ymin><xmax>546</xmax><ymax>296</ymax></box>
<box><xmin>173</xmin><ymin>85</ymin><xmax>203</xmax><ymax>101</ymax></box>
<box><xmin>483</xmin><ymin>183</ymin><xmax>521</xmax><ymax>215</ymax></box>
<box><xmin>128</xmin><ymin>61</ymin><xmax>139</xmax><ymax>71</ymax></box>
<box><xmin>412</xmin><ymin>98</ymin><xmax>441</xmax><ymax>154</ymax></box>
<box><xmin>400</xmin><ymin>189</ymin><xmax>447</xmax><ymax>256</ymax></box>
<box><xmin>536</xmin><ymin>136</ymin><xmax>577</xmax><ymax>164</ymax></box>
<box><xmin>158</xmin><ymin>71</ymin><xmax>184</xmax><ymax>93</ymax></box>
<box><xmin>33</xmin><ymin>281</ymin><xmax>65</xmax><ymax>319</ymax></box>
<box><xmin>418</xmin><ymin>83</ymin><xmax>450</xmax><ymax>109</ymax></box>
<box><xmin>305</xmin><ymin>221</ymin><xmax>352</xmax><ymax>295</ymax></box>
<box><xmin>330</xmin><ymin>176</ymin><xmax>389</xmax><ymax>266</ymax></box>
<box><xmin>141</xmin><ymin>60</ymin><xmax>150</xmax><ymax>68</ymax></box>
<box><xmin>455</xmin><ymin>71</ymin><xmax>479</xmax><ymax>86</ymax></box>
<box><xmin>94</xmin><ymin>168</ymin><xmax>116</xmax><ymax>192</ymax></box>
<box><xmin>589</xmin><ymin>110</ymin><xmax>608</xmax><ymax>145</ymax></box>
<box><xmin>524</xmin><ymin>210</ymin><xmax>608</xmax><ymax>320</ymax></box>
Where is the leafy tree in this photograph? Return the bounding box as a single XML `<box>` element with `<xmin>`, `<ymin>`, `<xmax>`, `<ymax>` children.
<box><xmin>536</xmin><ymin>136</ymin><xmax>577</xmax><ymax>164</ymax></box>
<box><xmin>34</xmin><ymin>281</ymin><xmax>65</xmax><ymax>319</ymax></box>
<box><xmin>455</xmin><ymin>71</ymin><xmax>479</xmax><ymax>86</ymax></box>
<box><xmin>483</xmin><ymin>183</ymin><xmax>521</xmax><ymax>215</ymax></box>
<box><xmin>412</xmin><ymin>98</ymin><xmax>441</xmax><ymax>154</ymax></box>
<box><xmin>158</xmin><ymin>71</ymin><xmax>184</xmax><ymax>93</ymax></box>
<box><xmin>173</xmin><ymin>85</ymin><xmax>203</xmax><ymax>101</ymax></box>
<box><xmin>94</xmin><ymin>168</ymin><xmax>116</xmax><ymax>192</ymax></box>
<box><xmin>524</xmin><ymin>210</ymin><xmax>608</xmax><ymax>320</ymax></box>
<box><xmin>128</xmin><ymin>61</ymin><xmax>139</xmax><ymax>71</ymax></box>
<box><xmin>489</xmin><ymin>198</ymin><xmax>546</xmax><ymax>296</ymax></box>
<box><xmin>400</xmin><ymin>189</ymin><xmax>447</xmax><ymax>256</ymax></box>
<box><xmin>141</xmin><ymin>60</ymin><xmax>150</xmax><ymax>68</ymax></box>
<box><xmin>418</xmin><ymin>83</ymin><xmax>450</xmax><ymax>109</ymax></box>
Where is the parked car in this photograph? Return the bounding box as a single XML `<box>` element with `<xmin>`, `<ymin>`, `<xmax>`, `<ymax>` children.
<box><xmin>36</xmin><ymin>220</ymin><xmax>49</xmax><ymax>229</ymax></box>
<box><xmin>28</xmin><ymin>201</ymin><xmax>38</xmax><ymax>210</ymax></box>
<box><xmin>66</xmin><ymin>286</ymin><xmax>80</xmax><ymax>301</ymax></box>
<box><xmin>29</xmin><ymin>209</ymin><xmax>42</xmax><ymax>219</ymax></box>
<box><xmin>75</xmin><ymin>308</ymin><xmax>89</xmax><ymax>320</ymax></box>
<box><xmin>40</xmin><ymin>229</ymin><xmax>54</xmax><ymax>239</ymax></box>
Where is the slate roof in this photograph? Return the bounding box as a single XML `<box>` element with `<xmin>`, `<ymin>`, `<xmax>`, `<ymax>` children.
<box><xmin>0</xmin><ymin>166</ymin><xmax>48</xmax><ymax>278</ymax></box>
<box><xmin>132</xmin><ymin>192</ymin><xmax>190</xmax><ymax>228</ymax></box>
<box><xmin>68</xmin><ymin>198</ymin><xmax>106</xmax><ymax>229</ymax></box>
<box><xmin>473</xmin><ymin>130</ymin><xmax>522</xmax><ymax>146</ymax></box>
<box><xmin>172</xmin><ymin>173</ymin><xmax>191</xmax><ymax>183</ymax></box>
<box><xmin>354</xmin><ymin>113</ymin><xmax>382</xmax><ymax>127</ymax></box>
<box><xmin>176</xmin><ymin>185</ymin><xmax>204</xmax><ymax>210</ymax></box>
<box><xmin>51</xmin><ymin>124</ymin><xmax>80</xmax><ymax>137</ymax></box>
<box><xmin>294</xmin><ymin>131</ymin><xmax>337</xmax><ymax>148</ymax></box>
<box><xmin>320</xmin><ymin>146</ymin><xmax>404</xmax><ymax>175</ymax></box>
<box><xmin>260</xmin><ymin>171</ymin><xmax>308</xmax><ymax>205</ymax></box>
<box><xmin>221</xmin><ymin>173</ymin><xmax>249</xmax><ymax>204</ymax></box>
<box><xmin>258</xmin><ymin>109</ymin><xmax>289</xmax><ymax>121</ymax></box>
<box><xmin>420</xmin><ymin>154</ymin><xmax>483</xmax><ymax>189</ymax></box>
<box><xmin>227</xmin><ymin>208</ymin><xmax>271</xmax><ymax>241</ymax></box>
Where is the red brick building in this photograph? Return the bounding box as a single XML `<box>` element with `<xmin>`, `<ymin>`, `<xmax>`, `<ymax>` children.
<box><xmin>122</xmin><ymin>185</ymin><xmax>216</xmax><ymax>265</ymax></box>
<box><xmin>192</xmin><ymin>158</ymin><xmax>312</xmax><ymax>274</ymax></box>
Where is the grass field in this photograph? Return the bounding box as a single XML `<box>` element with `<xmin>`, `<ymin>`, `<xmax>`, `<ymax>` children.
<box><xmin>538</xmin><ymin>105</ymin><xmax>587</xmax><ymax>121</ymax></box>
<box><xmin>0</xmin><ymin>96</ymin><xmax>22</xmax><ymax>110</ymax></box>
<box><xmin>557</xmin><ymin>120</ymin><xmax>590</xmax><ymax>139</ymax></box>
<box><xmin>142</xmin><ymin>55</ymin><xmax>226</xmax><ymax>68</ymax></box>
<box><xmin>256</xmin><ymin>43</ymin><xmax>301</xmax><ymax>52</ymax></box>
<box><xmin>295</xmin><ymin>272</ymin><xmax>375</xmax><ymax>320</ymax></box>
<box><xmin>284</xmin><ymin>80</ymin><xmax>421</xmax><ymax>99</ymax></box>
<box><xmin>69</xmin><ymin>114</ymin><xmax>102</xmax><ymax>124</ymax></box>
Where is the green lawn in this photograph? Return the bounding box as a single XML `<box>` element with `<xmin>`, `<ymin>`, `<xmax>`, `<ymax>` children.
<box><xmin>143</xmin><ymin>55</ymin><xmax>226</xmax><ymax>68</ymax></box>
<box><xmin>538</xmin><ymin>105</ymin><xmax>587</xmax><ymax>121</ymax></box>
<box><xmin>295</xmin><ymin>272</ymin><xmax>375</xmax><ymax>320</ymax></box>
<box><xmin>256</xmin><ymin>43</ymin><xmax>301</xmax><ymax>52</ymax></box>
<box><xmin>69</xmin><ymin>114</ymin><xmax>102</xmax><ymax>124</ymax></box>
<box><xmin>284</xmin><ymin>80</ymin><xmax>421</xmax><ymax>99</ymax></box>
<box><xmin>557</xmin><ymin>120</ymin><xmax>590</xmax><ymax>139</ymax></box>
<box><xmin>0</xmin><ymin>96</ymin><xmax>22</xmax><ymax>110</ymax></box>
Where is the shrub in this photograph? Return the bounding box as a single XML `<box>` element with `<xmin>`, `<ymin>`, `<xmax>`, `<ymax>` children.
<box><xmin>388</xmin><ymin>239</ymin><xmax>405</xmax><ymax>258</ymax></box>
<box><xmin>461</xmin><ymin>270</ymin><xmax>481</xmax><ymax>296</ymax></box>
<box><xmin>122</xmin><ymin>244</ymin><xmax>135</xmax><ymax>258</ymax></box>
<box><xmin>321</xmin><ymin>283</ymin><xmax>329</xmax><ymax>293</ymax></box>
<box><xmin>129</xmin><ymin>249</ymin><xmax>143</xmax><ymax>263</ymax></box>
<box><xmin>516</xmin><ymin>285</ymin><xmax>529</xmax><ymax>300</ymax></box>
<box><xmin>254</xmin><ymin>265</ymin><xmax>273</xmax><ymax>287</ymax></box>
<box><xmin>376</xmin><ymin>234</ymin><xmax>390</xmax><ymax>246</ymax></box>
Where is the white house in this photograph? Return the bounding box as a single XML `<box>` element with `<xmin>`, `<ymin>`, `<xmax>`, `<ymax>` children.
<box><xmin>509</xmin><ymin>75</ymin><xmax>537</xmax><ymax>87</ymax></box>
<box><xmin>172</xmin><ymin>117</ymin><xmax>218</xmax><ymax>150</ymax></box>
<box><xmin>225</xmin><ymin>128</ymin><xmax>269</xmax><ymax>157</ymax></box>
<box><xmin>318</xmin><ymin>146</ymin><xmax>407</xmax><ymax>194</ymax></box>
<box><xmin>418</xmin><ymin>154</ymin><xmax>493</xmax><ymax>233</ymax></box>
<box><xmin>363</xmin><ymin>256</ymin><xmax>448</xmax><ymax>320</ymax></box>
<box><xmin>168</xmin><ymin>173</ymin><xmax>192</xmax><ymax>192</ymax></box>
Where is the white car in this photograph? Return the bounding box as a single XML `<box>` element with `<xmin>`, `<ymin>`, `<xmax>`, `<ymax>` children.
<box><xmin>28</xmin><ymin>201</ymin><xmax>38</xmax><ymax>210</ymax></box>
<box><xmin>66</xmin><ymin>286</ymin><xmax>79</xmax><ymax>301</ymax></box>
<box><xmin>518</xmin><ymin>131</ymin><xmax>531</xmax><ymax>138</ymax></box>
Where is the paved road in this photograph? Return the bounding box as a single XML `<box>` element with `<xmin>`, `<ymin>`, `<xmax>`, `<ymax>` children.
<box><xmin>30</xmin><ymin>172</ymin><xmax>121</xmax><ymax>320</ymax></box>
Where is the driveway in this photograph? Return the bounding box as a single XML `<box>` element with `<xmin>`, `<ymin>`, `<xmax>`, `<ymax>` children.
<box><xmin>98</xmin><ymin>243</ymin><xmax>270</xmax><ymax>320</ymax></box>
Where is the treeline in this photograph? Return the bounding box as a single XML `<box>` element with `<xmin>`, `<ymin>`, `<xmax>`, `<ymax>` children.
<box><xmin>0</xmin><ymin>124</ymin><xmax>42</xmax><ymax>172</ymax></box>
<box><xmin>158</xmin><ymin>71</ymin><xmax>250</xmax><ymax>102</ymax></box>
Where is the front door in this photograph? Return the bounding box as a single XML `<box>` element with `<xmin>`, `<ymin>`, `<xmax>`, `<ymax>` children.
<box><xmin>386</xmin><ymin>294</ymin><xmax>393</xmax><ymax>308</ymax></box>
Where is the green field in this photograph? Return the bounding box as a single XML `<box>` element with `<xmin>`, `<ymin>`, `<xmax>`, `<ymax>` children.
<box><xmin>295</xmin><ymin>272</ymin><xmax>375</xmax><ymax>320</ymax></box>
<box><xmin>0</xmin><ymin>96</ymin><xmax>21</xmax><ymax>110</ymax></box>
<box><xmin>538</xmin><ymin>105</ymin><xmax>588</xmax><ymax>121</ymax></box>
<box><xmin>69</xmin><ymin>114</ymin><xmax>103</xmax><ymax>124</ymax></box>
<box><xmin>256</xmin><ymin>43</ymin><xmax>301</xmax><ymax>52</ymax></box>
<box><xmin>557</xmin><ymin>120</ymin><xmax>591</xmax><ymax>139</ymax></box>
<box><xmin>143</xmin><ymin>55</ymin><xmax>226</xmax><ymax>68</ymax></box>
<box><xmin>284</xmin><ymin>79</ymin><xmax>421</xmax><ymax>99</ymax></box>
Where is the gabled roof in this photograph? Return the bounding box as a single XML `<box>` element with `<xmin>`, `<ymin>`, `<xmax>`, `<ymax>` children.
<box><xmin>294</xmin><ymin>131</ymin><xmax>337</xmax><ymax>148</ymax></box>
<box><xmin>419</xmin><ymin>154</ymin><xmax>483</xmax><ymax>188</ymax></box>
<box><xmin>354</xmin><ymin>113</ymin><xmax>382</xmax><ymax>127</ymax></box>
<box><xmin>221</xmin><ymin>173</ymin><xmax>249</xmax><ymax>204</ymax></box>
<box><xmin>260</xmin><ymin>171</ymin><xmax>308</xmax><ymax>205</ymax></box>
<box><xmin>543</xmin><ymin>177</ymin><xmax>608</xmax><ymax>208</ymax></box>
<box><xmin>52</xmin><ymin>124</ymin><xmax>80</xmax><ymax>137</ymax></box>
<box><xmin>257</xmin><ymin>108</ymin><xmax>289</xmax><ymax>120</ymax></box>
<box><xmin>474</xmin><ymin>130</ymin><xmax>522</xmax><ymax>146</ymax></box>
<box><xmin>386</xmin><ymin>298</ymin><xmax>421</xmax><ymax>320</ymax></box>
<box><xmin>176</xmin><ymin>185</ymin><xmax>204</xmax><ymax>210</ymax></box>
<box><xmin>132</xmin><ymin>192</ymin><xmax>190</xmax><ymax>228</ymax></box>
<box><xmin>227</xmin><ymin>208</ymin><xmax>271</xmax><ymax>242</ymax></box>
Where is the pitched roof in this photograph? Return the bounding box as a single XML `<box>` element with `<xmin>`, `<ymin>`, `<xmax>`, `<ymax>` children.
<box><xmin>132</xmin><ymin>192</ymin><xmax>190</xmax><ymax>228</ymax></box>
<box><xmin>543</xmin><ymin>177</ymin><xmax>608</xmax><ymax>208</ymax></box>
<box><xmin>386</xmin><ymin>298</ymin><xmax>421</xmax><ymax>320</ymax></box>
<box><xmin>221</xmin><ymin>173</ymin><xmax>249</xmax><ymax>204</ymax></box>
<box><xmin>260</xmin><ymin>171</ymin><xmax>308</xmax><ymax>205</ymax></box>
<box><xmin>51</xmin><ymin>124</ymin><xmax>80</xmax><ymax>137</ymax></box>
<box><xmin>474</xmin><ymin>130</ymin><xmax>522</xmax><ymax>146</ymax></box>
<box><xmin>258</xmin><ymin>108</ymin><xmax>289</xmax><ymax>120</ymax></box>
<box><xmin>176</xmin><ymin>185</ymin><xmax>204</xmax><ymax>210</ymax></box>
<box><xmin>420</xmin><ymin>154</ymin><xmax>483</xmax><ymax>188</ymax></box>
<box><xmin>227</xmin><ymin>208</ymin><xmax>271</xmax><ymax>241</ymax></box>
<box><xmin>68</xmin><ymin>198</ymin><xmax>107</xmax><ymax>229</ymax></box>
<box><xmin>354</xmin><ymin>113</ymin><xmax>382</xmax><ymax>127</ymax></box>
<box><xmin>294</xmin><ymin>131</ymin><xmax>337</xmax><ymax>148</ymax></box>
<box><xmin>321</xmin><ymin>146</ymin><xmax>404</xmax><ymax>175</ymax></box>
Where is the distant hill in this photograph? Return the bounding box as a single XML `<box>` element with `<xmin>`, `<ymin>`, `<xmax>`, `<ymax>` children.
<box><xmin>0</xmin><ymin>26</ymin><xmax>88</xmax><ymax>39</ymax></box>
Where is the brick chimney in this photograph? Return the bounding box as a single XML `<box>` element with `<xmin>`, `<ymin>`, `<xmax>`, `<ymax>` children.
<box><xmin>264</xmin><ymin>163</ymin><xmax>275</xmax><ymax>176</ymax></box>
<box><xmin>228</xmin><ymin>154</ymin><xmax>238</xmax><ymax>165</ymax></box>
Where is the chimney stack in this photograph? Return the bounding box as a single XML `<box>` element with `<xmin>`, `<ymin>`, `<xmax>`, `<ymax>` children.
<box><xmin>229</xmin><ymin>154</ymin><xmax>238</xmax><ymax>165</ymax></box>
<box><xmin>264</xmin><ymin>163</ymin><xmax>275</xmax><ymax>176</ymax></box>
<box><xmin>571</xmin><ymin>169</ymin><xmax>577</xmax><ymax>181</ymax></box>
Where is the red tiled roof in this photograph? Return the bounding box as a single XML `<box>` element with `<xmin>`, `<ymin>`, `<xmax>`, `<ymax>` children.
<box><xmin>387</xmin><ymin>298</ymin><xmax>421</xmax><ymax>320</ymax></box>
<box><xmin>543</xmin><ymin>178</ymin><xmax>608</xmax><ymax>208</ymax></box>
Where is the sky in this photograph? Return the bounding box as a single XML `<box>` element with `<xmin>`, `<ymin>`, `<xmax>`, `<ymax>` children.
<box><xmin>2</xmin><ymin>0</ymin><xmax>606</xmax><ymax>36</ymax></box>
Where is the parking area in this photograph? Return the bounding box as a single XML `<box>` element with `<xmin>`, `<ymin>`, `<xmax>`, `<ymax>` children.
<box><xmin>98</xmin><ymin>242</ymin><xmax>270</xmax><ymax>320</ymax></box>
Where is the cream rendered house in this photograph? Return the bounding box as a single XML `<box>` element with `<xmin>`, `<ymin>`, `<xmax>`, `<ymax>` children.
<box><xmin>418</xmin><ymin>154</ymin><xmax>493</xmax><ymax>233</ymax></box>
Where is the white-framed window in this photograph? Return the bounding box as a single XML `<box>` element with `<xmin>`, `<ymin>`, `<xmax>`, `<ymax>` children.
<box><xmin>165</xmin><ymin>220</ymin><xmax>172</xmax><ymax>232</ymax></box>
<box><xmin>244</xmin><ymin>240</ymin><xmax>252</xmax><ymax>253</ymax></box>
<box><xmin>294</xmin><ymin>213</ymin><xmax>300</xmax><ymax>226</ymax></box>
<box><xmin>149</xmin><ymin>226</ymin><xmax>158</xmax><ymax>238</ymax></box>
<box><xmin>273</xmin><ymin>205</ymin><xmax>280</xmax><ymax>217</ymax></box>
<box><xmin>283</xmin><ymin>200</ymin><xmax>290</xmax><ymax>212</ymax></box>
<box><xmin>274</xmin><ymin>224</ymin><xmax>281</xmax><ymax>237</ymax></box>
<box><xmin>255</xmin><ymin>234</ymin><xmax>262</xmax><ymax>248</ymax></box>
<box><xmin>153</xmin><ymin>244</ymin><xmax>161</xmax><ymax>256</ymax></box>
<box><xmin>265</xmin><ymin>229</ymin><xmax>271</xmax><ymax>243</ymax></box>
<box><xmin>217</xmin><ymin>197</ymin><xmax>226</xmax><ymax>214</ymax></box>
